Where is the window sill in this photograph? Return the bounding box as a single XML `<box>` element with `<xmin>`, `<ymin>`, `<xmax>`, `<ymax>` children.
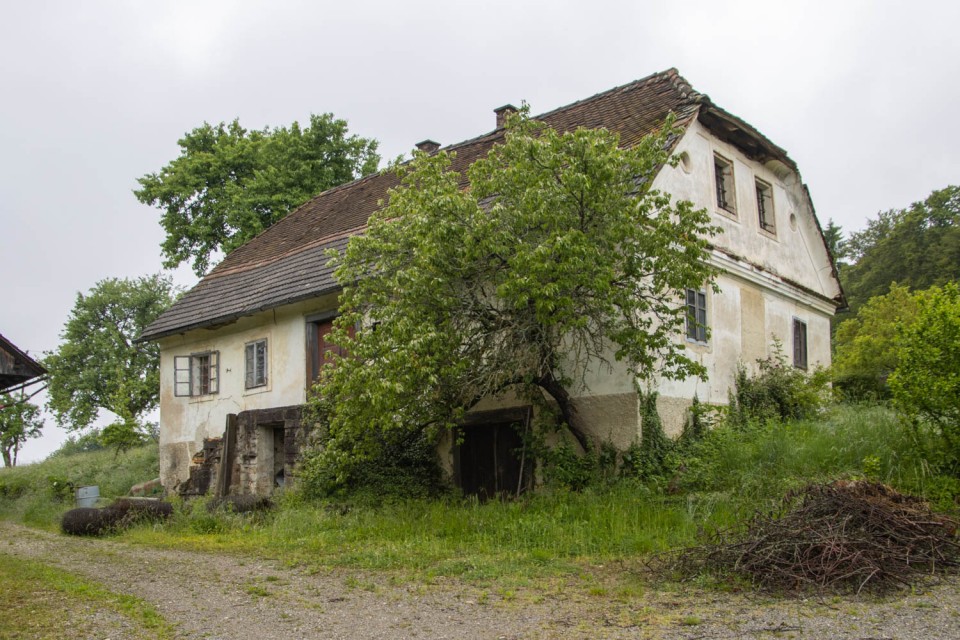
<box><xmin>187</xmin><ymin>393</ymin><xmax>218</xmax><ymax>404</ymax></box>
<box><xmin>715</xmin><ymin>207</ymin><xmax>739</xmax><ymax>222</ymax></box>
<box><xmin>243</xmin><ymin>384</ymin><xmax>272</xmax><ymax>397</ymax></box>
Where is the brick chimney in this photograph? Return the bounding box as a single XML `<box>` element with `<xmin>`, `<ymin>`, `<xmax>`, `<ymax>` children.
<box><xmin>494</xmin><ymin>104</ymin><xmax>518</xmax><ymax>129</ymax></box>
<box><xmin>415</xmin><ymin>139</ymin><xmax>440</xmax><ymax>153</ymax></box>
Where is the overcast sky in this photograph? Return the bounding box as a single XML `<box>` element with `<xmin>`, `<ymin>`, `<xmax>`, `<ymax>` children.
<box><xmin>2</xmin><ymin>0</ymin><xmax>958</xmax><ymax>463</ymax></box>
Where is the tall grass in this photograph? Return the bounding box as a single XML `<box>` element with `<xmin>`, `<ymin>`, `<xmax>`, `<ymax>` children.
<box><xmin>0</xmin><ymin>444</ymin><xmax>159</xmax><ymax>529</ymax></box>
<box><xmin>680</xmin><ymin>403</ymin><xmax>953</xmax><ymax>506</ymax></box>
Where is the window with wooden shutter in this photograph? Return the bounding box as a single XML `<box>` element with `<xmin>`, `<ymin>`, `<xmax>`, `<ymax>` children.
<box><xmin>174</xmin><ymin>351</ymin><xmax>220</xmax><ymax>397</ymax></box>
<box><xmin>793</xmin><ymin>319</ymin><xmax>808</xmax><ymax>370</ymax></box>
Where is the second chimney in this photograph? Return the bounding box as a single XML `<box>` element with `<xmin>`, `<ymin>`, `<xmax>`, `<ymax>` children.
<box><xmin>415</xmin><ymin>139</ymin><xmax>440</xmax><ymax>153</ymax></box>
<box><xmin>494</xmin><ymin>104</ymin><xmax>518</xmax><ymax>129</ymax></box>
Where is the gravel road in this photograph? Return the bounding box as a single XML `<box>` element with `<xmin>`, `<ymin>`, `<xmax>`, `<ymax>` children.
<box><xmin>3</xmin><ymin>521</ymin><xmax>959</xmax><ymax>639</ymax></box>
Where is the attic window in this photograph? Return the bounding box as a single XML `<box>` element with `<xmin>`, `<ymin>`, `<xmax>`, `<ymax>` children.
<box><xmin>714</xmin><ymin>154</ymin><xmax>736</xmax><ymax>214</ymax></box>
<box><xmin>756</xmin><ymin>179</ymin><xmax>775</xmax><ymax>233</ymax></box>
<box><xmin>174</xmin><ymin>351</ymin><xmax>220</xmax><ymax>397</ymax></box>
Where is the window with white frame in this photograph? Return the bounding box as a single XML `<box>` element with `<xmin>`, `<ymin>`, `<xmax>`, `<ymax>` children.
<box><xmin>714</xmin><ymin>154</ymin><xmax>736</xmax><ymax>214</ymax></box>
<box><xmin>756</xmin><ymin>178</ymin><xmax>775</xmax><ymax>233</ymax></box>
<box><xmin>685</xmin><ymin>288</ymin><xmax>708</xmax><ymax>343</ymax></box>
<box><xmin>793</xmin><ymin>319</ymin><xmax>808</xmax><ymax>370</ymax></box>
<box><xmin>174</xmin><ymin>351</ymin><xmax>220</xmax><ymax>397</ymax></box>
<box><xmin>245</xmin><ymin>339</ymin><xmax>268</xmax><ymax>389</ymax></box>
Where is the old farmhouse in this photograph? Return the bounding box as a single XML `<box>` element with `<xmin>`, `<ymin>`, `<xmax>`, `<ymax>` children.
<box><xmin>139</xmin><ymin>69</ymin><xmax>844</xmax><ymax>497</ymax></box>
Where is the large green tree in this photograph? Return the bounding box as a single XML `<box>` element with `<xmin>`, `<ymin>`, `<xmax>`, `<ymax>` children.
<box><xmin>45</xmin><ymin>274</ymin><xmax>176</xmax><ymax>436</ymax></box>
<box><xmin>0</xmin><ymin>394</ymin><xmax>44</xmax><ymax>467</ymax></box>
<box><xmin>136</xmin><ymin>114</ymin><xmax>380</xmax><ymax>276</ymax></box>
<box><xmin>309</xmin><ymin>112</ymin><xmax>718</xmax><ymax>485</ymax></box>
<box><xmin>842</xmin><ymin>185</ymin><xmax>960</xmax><ymax>315</ymax></box>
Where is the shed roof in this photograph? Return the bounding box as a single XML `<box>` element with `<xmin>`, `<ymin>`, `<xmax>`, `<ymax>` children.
<box><xmin>140</xmin><ymin>68</ymin><xmax>798</xmax><ymax>341</ymax></box>
<box><xmin>0</xmin><ymin>333</ymin><xmax>47</xmax><ymax>393</ymax></box>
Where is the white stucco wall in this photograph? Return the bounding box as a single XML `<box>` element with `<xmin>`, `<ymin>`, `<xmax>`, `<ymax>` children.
<box><xmin>156</xmin><ymin>293</ymin><xmax>338</xmax><ymax>488</ymax></box>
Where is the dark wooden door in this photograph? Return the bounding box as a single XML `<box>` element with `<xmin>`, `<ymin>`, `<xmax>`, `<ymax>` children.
<box><xmin>458</xmin><ymin>421</ymin><xmax>529</xmax><ymax>499</ymax></box>
<box><xmin>306</xmin><ymin>319</ymin><xmax>355</xmax><ymax>384</ymax></box>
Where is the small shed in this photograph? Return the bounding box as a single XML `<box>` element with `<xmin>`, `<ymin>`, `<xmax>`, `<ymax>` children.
<box><xmin>0</xmin><ymin>333</ymin><xmax>47</xmax><ymax>394</ymax></box>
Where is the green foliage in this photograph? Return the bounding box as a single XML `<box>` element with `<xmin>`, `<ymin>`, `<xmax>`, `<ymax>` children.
<box><xmin>44</xmin><ymin>274</ymin><xmax>175</xmax><ymax>433</ymax></box>
<box><xmin>50</xmin><ymin>429</ymin><xmax>106</xmax><ymax>457</ymax></box>
<box><xmin>842</xmin><ymin>185</ymin><xmax>960</xmax><ymax>317</ymax></box>
<box><xmin>728</xmin><ymin>341</ymin><xmax>828</xmax><ymax>426</ymax></box>
<box><xmin>539</xmin><ymin>439</ymin><xmax>618</xmax><ymax>491</ymax></box>
<box><xmin>298</xmin><ymin>426</ymin><xmax>445</xmax><ymax>500</ymax></box>
<box><xmin>822</xmin><ymin>218</ymin><xmax>848</xmax><ymax>268</ymax></box>
<box><xmin>679</xmin><ymin>394</ymin><xmax>714</xmax><ymax>446</ymax></box>
<box><xmin>135</xmin><ymin>114</ymin><xmax>380</xmax><ymax>276</ymax></box>
<box><xmin>832</xmin><ymin>283</ymin><xmax>921</xmax><ymax>399</ymax></box>
<box><xmin>678</xmin><ymin>404</ymin><xmax>949</xmax><ymax>505</ymax></box>
<box><xmin>308</xmin><ymin>109</ymin><xmax>718</xmax><ymax>487</ymax></box>
<box><xmin>621</xmin><ymin>390</ymin><xmax>672</xmax><ymax>481</ymax></box>
<box><xmin>0</xmin><ymin>394</ymin><xmax>44</xmax><ymax>467</ymax></box>
<box><xmin>889</xmin><ymin>282</ymin><xmax>960</xmax><ymax>472</ymax></box>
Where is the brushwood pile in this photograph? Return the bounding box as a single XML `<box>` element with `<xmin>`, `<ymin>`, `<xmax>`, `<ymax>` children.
<box><xmin>676</xmin><ymin>481</ymin><xmax>960</xmax><ymax>594</ymax></box>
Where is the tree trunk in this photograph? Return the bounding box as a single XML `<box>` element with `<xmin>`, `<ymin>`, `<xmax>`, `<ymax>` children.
<box><xmin>537</xmin><ymin>372</ymin><xmax>590</xmax><ymax>452</ymax></box>
<box><xmin>1</xmin><ymin>449</ymin><xmax>11</xmax><ymax>468</ymax></box>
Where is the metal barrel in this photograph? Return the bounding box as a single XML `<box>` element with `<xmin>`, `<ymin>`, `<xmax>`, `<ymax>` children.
<box><xmin>75</xmin><ymin>485</ymin><xmax>100</xmax><ymax>508</ymax></box>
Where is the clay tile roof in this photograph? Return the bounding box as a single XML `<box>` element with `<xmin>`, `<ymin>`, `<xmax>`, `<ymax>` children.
<box><xmin>140</xmin><ymin>69</ymin><xmax>712</xmax><ymax>341</ymax></box>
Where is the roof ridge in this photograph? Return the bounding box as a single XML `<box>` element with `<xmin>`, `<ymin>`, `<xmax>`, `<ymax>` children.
<box><xmin>531</xmin><ymin>68</ymin><xmax>695</xmax><ymax>123</ymax></box>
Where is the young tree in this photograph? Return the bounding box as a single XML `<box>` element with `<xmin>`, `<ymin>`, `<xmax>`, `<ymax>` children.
<box><xmin>311</xmin><ymin>112</ymin><xmax>718</xmax><ymax>483</ymax></box>
<box><xmin>889</xmin><ymin>283</ymin><xmax>960</xmax><ymax>468</ymax></box>
<box><xmin>831</xmin><ymin>283</ymin><xmax>921</xmax><ymax>399</ymax></box>
<box><xmin>45</xmin><ymin>274</ymin><xmax>176</xmax><ymax>440</ymax></box>
<box><xmin>136</xmin><ymin>114</ymin><xmax>381</xmax><ymax>276</ymax></box>
<box><xmin>0</xmin><ymin>394</ymin><xmax>44</xmax><ymax>467</ymax></box>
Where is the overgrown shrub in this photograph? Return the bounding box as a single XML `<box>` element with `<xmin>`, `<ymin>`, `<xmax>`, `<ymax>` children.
<box><xmin>540</xmin><ymin>439</ymin><xmax>618</xmax><ymax>491</ymax></box>
<box><xmin>729</xmin><ymin>342</ymin><xmax>828</xmax><ymax>427</ymax></box>
<box><xmin>620</xmin><ymin>390</ymin><xmax>673</xmax><ymax>482</ymax></box>
<box><xmin>299</xmin><ymin>426</ymin><xmax>446</xmax><ymax>500</ymax></box>
<box><xmin>206</xmin><ymin>495</ymin><xmax>274</xmax><ymax>514</ymax></box>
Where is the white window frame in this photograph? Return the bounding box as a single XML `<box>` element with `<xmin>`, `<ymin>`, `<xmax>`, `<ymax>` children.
<box><xmin>245</xmin><ymin>339</ymin><xmax>268</xmax><ymax>389</ymax></box>
<box><xmin>173</xmin><ymin>351</ymin><xmax>220</xmax><ymax>397</ymax></box>
<box><xmin>685</xmin><ymin>288</ymin><xmax>708</xmax><ymax>344</ymax></box>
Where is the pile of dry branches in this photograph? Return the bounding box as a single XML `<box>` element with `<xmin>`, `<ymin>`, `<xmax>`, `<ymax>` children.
<box><xmin>675</xmin><ymin>481</ymin><xmax>960</xmax><ymax>594</ymax></box>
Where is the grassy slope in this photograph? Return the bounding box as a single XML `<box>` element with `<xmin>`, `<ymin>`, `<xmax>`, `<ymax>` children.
<box><xmin>0</xmin><ymin>444</ymin><xmax>159</xmax><ymax>529</ymax></box>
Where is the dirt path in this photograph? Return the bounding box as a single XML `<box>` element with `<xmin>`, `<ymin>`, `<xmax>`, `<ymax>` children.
<box><xmin>3</xmin><ymin>521</ymin><xmax>960</xmax><ymax>639</ymax></box>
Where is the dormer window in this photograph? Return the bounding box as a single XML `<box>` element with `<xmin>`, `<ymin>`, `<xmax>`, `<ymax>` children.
<box><xmin>756</xmin><ymin>179</ymin><xmax>775</xmax><ymax>234</ymax></box>
<box><xmin>714</xmin><ymin>154</ymin><xmax>736</xmax><ymax>214</ymax></box>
